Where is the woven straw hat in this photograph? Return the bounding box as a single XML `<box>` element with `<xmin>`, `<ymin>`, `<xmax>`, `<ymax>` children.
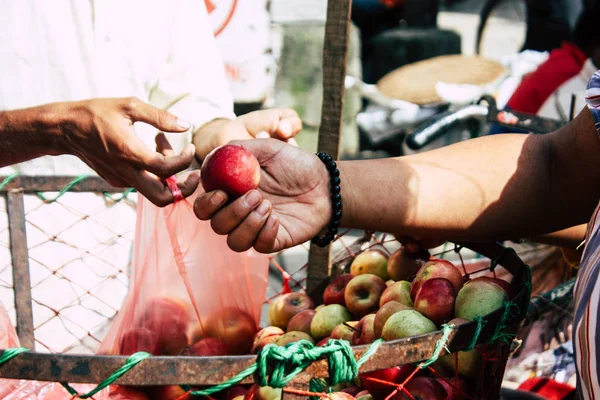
<box><xmin>376</xmin><ymin>55</ymin><xmax>507</xmax><ymax>106</ymax></box>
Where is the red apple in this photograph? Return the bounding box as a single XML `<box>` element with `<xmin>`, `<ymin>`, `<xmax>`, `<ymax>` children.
<box><xmin>274</xmin><ymin>331</ymin><xmax>315</xmax><ymax>346</ymax></box>
<box><xmin>324</xmin><ymin>274</ymin><xmax>354</xmax><ymax>306</ymax></box>
<box><xmin>379</xmin><ymin>281</ymin><xmax>413</xmax><ymax>307</ymax></box>
<box><xmin>324</xmin><ymin>393</ymin><xmax>357</xmax><ymax>400</ymax></box>
<box><xmin>352</xmin><ymin>314</ymin><xmax>377</xmax><ymax>345</ymax></box>
<box><xmin>183</xmin><ymin>337</ymin><xmax>229</xmax><ymax>356</ymax></box>
<box><xmin>439</xmin><ymin>349</ymin><xmax>482</xmax><ymax>379</ymax></box>
<box><xmin>109</xmin><ymin>386</ymin><xmax>150</xmax><ymax>400</ymax></box>
<box><xmin>360</xmin><ymin>365</ymin><xmax>414</xmax><ymax>400</ymax></box>
<box><xmin>414</xmin><ymin>278</ymin><xmax>456</xmax><ymax>326</ymax></box>
<box><xmin>135</xmin><ymin>296</ymin><xmax>190</xmax><ymax>355</ymax></box>
<box><xmin>382</xmin><ymin>310</ymin><xmax>437</xmax><ymax>341</ymax></box>
<box><xmin>244</xmin><ymin>384</ymin><xmax>282</xmax><ymax>400</ymax></box>
<box><xmin>350</xmin><ymin>250</ymin><xmax>389</xmax><ymax>280</ymax></box>
<box><xmin>119</xmin><ymin>328</ymin><xmax>161</xmax><ymax>356</ymax></box>
<box><xmin>331</xmin><ymin>321</ymin><xmax>359</xmax><ymax>342</ymax></box>
<box><xmin>373</xmin><ymin>301</ymin><xmax>412</xmax><ymax>338</ymax></box>
<box><xmin>268</xmin><ymin>293</ymin><xmax>315</xmax><ymax>330</ymax></box>
<box><xmin>251</xmin><ymin>326</ymin><xmax>284</xmax><ymax>354</ymax></box>
<box><xmin>387</xmin><ymin>247</ymin><xmax>431</xmax><ymax>282</ymax></box>
<box><xmin>188</xmin><ymin>323</ymin><xmax>204</xmax><ymax>345</ymax></box>
<box><xmin>436</xmin><ymin>376</ymin><xmax>469</xmax><ymax>400</ymax></box>
<box><xmin>341</xmin><ymin>387</ymin><xmax>363</xmax><ymax>397</ymax></box>
<box><xmin>344</xmin><ymin>274</ymin><xmax>388</xmax><ymax>318</ymax></box>
<box><xmin>394</xmin><ymin>377</ymin><xmax>446</xmax><ymax>400</ymax></box>
<box><xmin>317</xmin><ymin>336</ymin><xmax>331</xmax><ymax>347</ymax></box>
<box><xmin>286</xmin><ymin>309</ymin><xmax>316</xmax><ymax>334</ymax></box>
<box><xmin>310</xmin><ymin>304</ymin><xmax>353</xmax><ymax>340</ymax></box>
<box><xmin>204</xmin><ymin>308</ymin><xmax>258</xmax><ymax>355</ymax></box>
<box><xmin>201</xmin><ymin>144</ymin><xmax>261</xmax><ymax>199</ymax></box>
<box><xmin>410</xmin><ymin>259</ymin><xmax>463</xmax><ymax>301</ymax></box>
<box><xmin>225</xmin><ymin>386</ymin><xmax>249</xmax><ymax>400</ymax></box>
<box><xmin>455</xmin><ymin>280</ymin><xmax>508</xmax><ymax>321</ymax></box>
<box><xmin>466</xmin><ymin>276</ymin><xmax>512</xmax><ymax>297</ymax></box>
<box><xmin>148</xmin><ymin>385</ymin><xmax>187</xmax><ymax>400</ymax></box>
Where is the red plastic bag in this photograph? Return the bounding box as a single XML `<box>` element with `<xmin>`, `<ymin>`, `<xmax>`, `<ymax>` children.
<box><xmin>98</xmin><ymin>186</ymin><xmax>269</xmax><ymax>359</ymax></box>
<box><xmin>0</xmin><ymin>303</ymin><xmax>111</xmax><ymax>399</ymax></box>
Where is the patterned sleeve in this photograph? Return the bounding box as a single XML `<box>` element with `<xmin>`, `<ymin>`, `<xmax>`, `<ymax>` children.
<box><xmin>585</xmin><ymin>70</ymin><xmax>600</xmax><ymax>132</ymax></box>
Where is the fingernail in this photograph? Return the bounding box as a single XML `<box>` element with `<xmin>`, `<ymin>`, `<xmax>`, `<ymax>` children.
<box><xmin>210</xmin><ymin>191</ymin><xmax>226</xmax><ymax>206</ymax></box>
<box><xmin>256</xmin><ymin>131</ymin><xmax>270</xmax><ymax>139</ymax></box>
<box><xmin>177</xmin><ymin>118</ymin><xmax>191</xmax><ymax>130</ymax></box>
<box><xmin>255</xmin><ymin>200</ymin><xmax>271</xmax><ymax>217</ymax></box>
<box><xmin>243</xmin><ymin>190</ymin><xmax>261</xmax><ymax>208</ymax></box>
<box><xmin>279</xmin><ymin>120</ymin><xmax>292</xmax><ymax>136</ymax></box>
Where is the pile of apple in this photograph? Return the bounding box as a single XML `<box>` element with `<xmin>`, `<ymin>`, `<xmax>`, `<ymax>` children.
<box><xmin>251</xmin><ymin>246</ymin><xmax>514</xmax><ymax>400</ymax></box>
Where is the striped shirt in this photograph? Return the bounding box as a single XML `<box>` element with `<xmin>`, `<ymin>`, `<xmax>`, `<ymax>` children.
<box><xmin>573</xmin><ymin>69</ymin><xmax>600</xmax><ymax>399</ymax></box>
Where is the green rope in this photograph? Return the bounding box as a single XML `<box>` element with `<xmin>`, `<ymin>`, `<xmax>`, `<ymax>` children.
<box><xmin>35</xmin><ymin>175</ymin><xmax>88</xmax><ymax>203</ymax></box>
<box><xmin>0</xmin><ymin>347</ymin><xmax>28</xmax><ymax>364</ymax></box>
<box><xmin>419</xmin><ymin>324</ymin><xmax>454</xmax><ymax>369</ymax></box>
<box><xmin>0</xmin><ymin>173</ymin><xmax>19</xmax><ymax>191</ymax></box>
<box><xmin>309</xmin><ymin>377</ymin><xmax>329</xmax><ymax>400</ymax></box>
<box><xmin>63</xmin><ymin>352</ymin><xmax>152</xmax><ymax>398</ymax></box>
<box><xmin>186</xmin><ymin>362</ymin><xmax>258</xmax><ymax>396</ymax></box>
<box><xmin>465</xmin><ymin>316</ymin><xmax>486</xmax><ymax>351</ymax></box>
<box><xmin>490</xmin><ymin>301</ymin><xmax>520</xmax><ymax>345</ymax></box>
<box><xmin>102</xmin><ymin>188</ymin><xmax>136</xmax><ymax>203</ymax></box>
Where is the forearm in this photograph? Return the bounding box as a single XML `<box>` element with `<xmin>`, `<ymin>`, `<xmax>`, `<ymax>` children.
<box><xmin>0</xmin><ymin>104</ymin><xmax>66</xmax><ymax>167</ymax></box>
<box><xmin>339</xmin><ymin>126</ymin><xmax>597</xmax><ymax>242</ymax></box>
<box><xmin>192</xmin><ymin>118</ymin><xmax>232</xmax><ymax>162</ymax></box>
<box><xmin>530</xmin><ymin>224</ymin><xmax>587</xmax><ymax>249</ymax></box>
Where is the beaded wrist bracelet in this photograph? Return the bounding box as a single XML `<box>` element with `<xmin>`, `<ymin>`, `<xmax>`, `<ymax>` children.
<box><xmin>311</xmin><ymin>152</ymin><xmax>342</xmax><ymax>247</ymax></box>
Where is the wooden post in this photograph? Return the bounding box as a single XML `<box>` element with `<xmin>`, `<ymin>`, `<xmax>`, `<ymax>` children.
<box><xmin>7</xmin><ymin>189</ymin><xmax>35</xmax><ymax>349</ymax></box>
<box><xmin>306</xmin><ymin>0</ymin><xmax>353</xmax><ymax>304</ymax></box>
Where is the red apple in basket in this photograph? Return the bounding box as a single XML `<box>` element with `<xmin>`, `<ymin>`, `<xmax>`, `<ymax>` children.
<box><xmin>109</xmin><ymin>386</ymin><xmax>150</xmax><ymax>400</ymax></box>
<box><xmin>286</xmin><ymin>309</ymin><xmax>316</xmax><ymax>334</ymax></box>
<box><xmin>324</xmin><ymin>393</ymin><xmax>357</xmax><ymax>400</ymax></box>
<box><xmin>251</xmin><ymin>326</ymin><xmax>285</xmax><ymax>353</ymax></box>
<box><xmin>274</xmin><ymin>331</ymin><xmax>315</xmax><ymax>346</ymax></box>
<box><xmin>350</xmin><ymin>250</ymin><xmax>390</xmax><ymax>280</ymax></box>
<box><xmin>204</xmin><ymin>308</ymin><xmax>258</xmax><ymax>355</ymax></box>
<box><xmin>324</xmin><ymin>274</ymin><xmax>354</xmax><ymax>306</ymax></box>
<box><xmin>344</xmin><ymin>274</ymin><xmax>387</xmax><ymax>318</ymax></box>
<box><xmin>119</xmin><ymin>328</ymin><xmax>161</xmax><ymax>356</ymax></box>
<box><xmin>381</xmin><ymin>310</ymin><xmax>437</xmax><ymax>341</ymax></box>
<box><xmin>149</xmin><ymin>385</ymin><xmax>187</xmax><ymax>400</ymax></box>
<box><xmin>414</xmin><ymin>278</ymin><xmax>456</xmax><ymax>326</ymax></box>
<box><xmin>244</xmin><ymin>384</ymin><xmax>282</xmax><ymax>400</ymax></box>
<box><xmin>201</xmin><ymin>144</ymin><xmax>261</xmax><ymax>199</ymax></box>
<box><xmin>379</xmin><ymin>281</ymin><xmax>413</xmax><ymax>307</ymax></box>
<box><xmin>136</xmin><ymin>296</ymin><xmax>190</xmax><ymax>355</ymax></box>
<box><xmin>331</xmin><ymin>321</ymin><xmax>359</xmax><ymax>342</ymax></box>
<box><xmin>436</xmin><ymin>376</ymin><xmax>470</xmax><ymax>400</ymax></box>
<box><xmin>225</xmin><ymin>386</ymin><xmax>249</xmax><ymax>400</ymax></box>
<box><xmin>387</xmin><ymin>247</ymin><xmax>431</xmax><ymax>281</ymax></box>
<box><xmin>466</xmin><ymin>276</ymin><xmax>512</xmax><ymax>297</ymax></box>
<box><xmin>352</xmin><ymin>314</ymin><xmax>377</xmax><ymax>345</ymax></box>
<box><xmin>410</xmin><ymin>259</ymin><xmax>463</xmax><ymax>301</ymax></box>
<box><xmin>373</xmin><ymin>301</ymin><xmax>412</xmax><ymax>338</ymax></box>
<box><xmin>183</xmin><ymin>337</ymin><xmax>229</xmax><ymax>356</ymax></box>
<box><xmin>317</xmin><ymin>336</ymin><xmax>332</xmax><ymax>347</ymax></box>
<box><xmin>394</xmin><ymin>377</ymin><xmax>447</xmax><ymax>400</ymax></box>
<box><xmin>360</xmin><ymin>365</ymin><xmax>414</xmax><ymax>400</ymax></box>
<box><xmin>341</xmin><ymin>386</ymin><xmax>363</xmax><ymax>397</ymax></box>
<box><xmin>268</xmin><ymin>292</ymin><xmax>315</xmax><ymax>330</ymax></box>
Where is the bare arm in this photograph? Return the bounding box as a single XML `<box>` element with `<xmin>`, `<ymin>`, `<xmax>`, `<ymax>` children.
<box><xmin>192</xmin><ymin>108</ymin><xmax>600</xmax><ymax>253</ymax></box>
<box><xmin>0</xmin><ymin>98</ymin><xmax>200</xmax><ymax>206</ymax></box>
<box><xmin>339</xmin><ymin>108</ymin><xmax>600</xmax><ymax>243</ymax></box>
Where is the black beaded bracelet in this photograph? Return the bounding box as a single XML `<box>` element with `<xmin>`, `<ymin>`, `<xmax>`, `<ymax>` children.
<box><xmin>311</xmin><ymin>152</ymin><xmax>342</xmax><ymax>247</ymax></box>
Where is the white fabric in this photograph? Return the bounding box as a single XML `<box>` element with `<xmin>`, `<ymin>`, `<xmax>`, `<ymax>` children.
<box><xmin>0</xmin><ymin>0</ymin><xmax>236</xmax><ymax>353</ymax></box>
<box><xmin>0</xmin><ymin>0</ymin><xmax>236</xmax><ymax>176</ymax></box>
<box><xmin>537</xmin><ymin>58</ymin><xmax>598</xmax><ymax>121</ymax></box>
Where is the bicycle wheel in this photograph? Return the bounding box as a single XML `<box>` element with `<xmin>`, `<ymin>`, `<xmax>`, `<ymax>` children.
<box><xmin>475</xmin><ymin>0</ymin><xmax>527</xmax><ymax>60</ymax></box>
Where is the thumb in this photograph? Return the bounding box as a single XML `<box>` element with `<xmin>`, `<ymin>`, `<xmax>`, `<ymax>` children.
<box><xmin>123</xmin><ymin>98</ymin><xmax>191</xmax><ymax>133</ymax></box>
<box><xmin>229</xmin><ymin>138</ymin><xmax>288</xmax><ymax>165</ymax></box>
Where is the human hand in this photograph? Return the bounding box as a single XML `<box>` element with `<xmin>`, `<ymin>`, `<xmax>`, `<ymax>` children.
<box><xmin>57</xmin><ymin>97</ymin><xmax>200</xmax><ymax>206</ymax></box>
<box><xmin>393</xmin><ymin>234</ymin><xmax>445</xmax><ymax>252</ymax></box>
<box><xmin>193</xmin><ymin>138</ymin><xmax>331</xmax><ymax>253</ymax></box>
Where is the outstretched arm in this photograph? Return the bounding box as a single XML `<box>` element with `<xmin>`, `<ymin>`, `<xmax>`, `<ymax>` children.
<box><xmin>0</xmin><ymin>98</ymin><xmax>200</xmax><ymax>206</ymax></box>
<box><xmin>193</xmin><ymin>107</ymin><xmax>600</xmax><ymax>253</ymax></box>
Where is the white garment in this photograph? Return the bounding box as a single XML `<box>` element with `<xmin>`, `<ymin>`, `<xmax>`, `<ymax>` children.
<box><xmin>0</xmin><ymin>0</ymin><xmax>236</xmax><ymax>176</ymax></box>
<box><xmin>537</xmin><ymin>58</ymin><xmax>598</xmax><ymax>121</ymax></box>
<box><xmin>0</xmin><ymin>0</ymin><xmax>236</xmax><ymax>353</ymax></box>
